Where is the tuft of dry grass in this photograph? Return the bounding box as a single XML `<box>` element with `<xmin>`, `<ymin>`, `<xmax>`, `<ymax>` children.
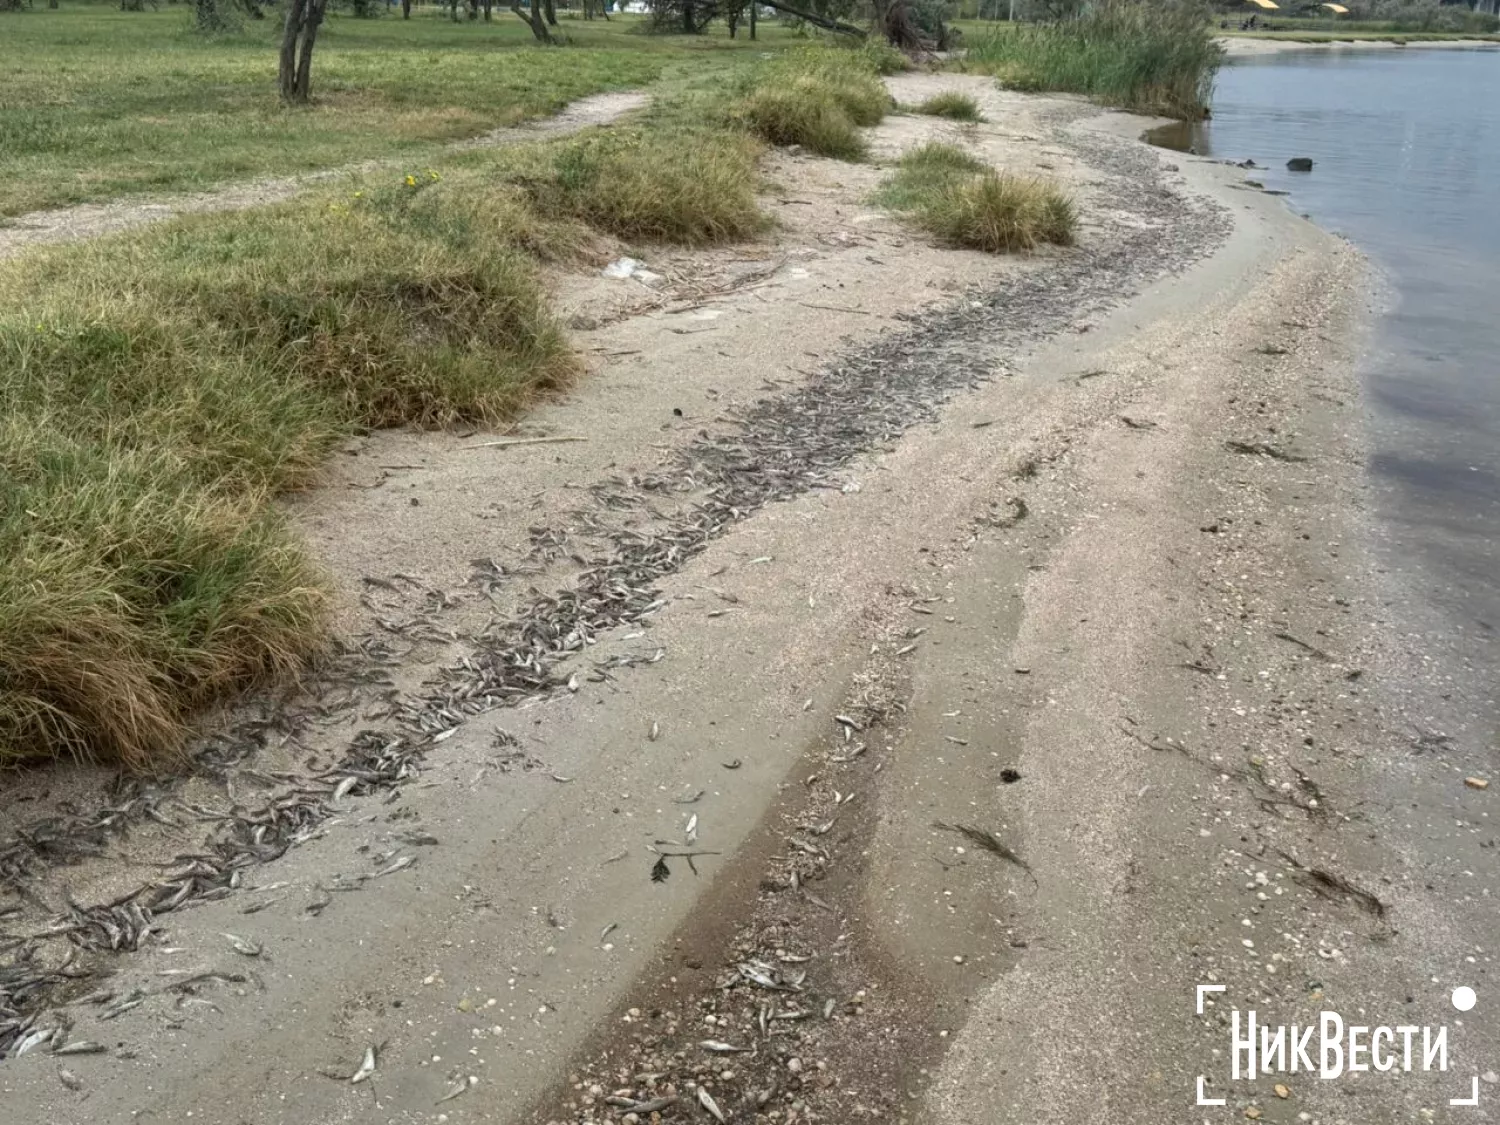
<box><xmin>913</xmin><ymin>91</ymin><xmax>985</xmax><ymax>122</ymax></box>
<box><xmin>540</xmin><ymin>130</ymin><xmax>766</xmax><ymax>246</ymax></box>
<box><xmin>736</xmin><ymin>46</ymin><xmax>892</xmax><ymax>161</ymax></box>
<box><xmin>876</xmin><ymin>142</ymin><xmax>1076</xmax><ymax>253</ymax></box>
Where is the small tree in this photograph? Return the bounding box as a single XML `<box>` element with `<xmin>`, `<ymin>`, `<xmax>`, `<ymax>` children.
<box><xmin>279</xmin><ymin>0</ymin><xmax>330</xmax><ymax>104</ymax></box>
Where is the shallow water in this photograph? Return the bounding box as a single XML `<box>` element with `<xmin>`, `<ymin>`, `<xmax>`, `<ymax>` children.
<box><xmin>1158</xmin><ymin>47</ymin><xmax>1500</xmax><ymax>703</ymax></box>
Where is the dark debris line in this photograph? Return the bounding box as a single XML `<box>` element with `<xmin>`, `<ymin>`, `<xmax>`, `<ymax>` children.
<box><xmin>0</xmin><ymin>122</ymin><xmax>1230</xmax><ymax>1058</ymax></box>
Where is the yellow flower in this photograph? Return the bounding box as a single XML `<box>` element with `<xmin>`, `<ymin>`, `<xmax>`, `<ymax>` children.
<box><xmin>427</xmin><ymin>169</ymin><xmax>441</xmax><ymax>181</ymax></box>
<box><xmin>404</xmin><ymin>174</ymin><xmax>417</xmax><ymax>187</ymax></box>
<box><xmin>353</xmin><ymin>190</ymin><xmax>364</xmax><ymax>199</ymax></box>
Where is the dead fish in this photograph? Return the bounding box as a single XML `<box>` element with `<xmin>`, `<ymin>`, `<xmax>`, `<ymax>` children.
<box><xmin>332</xmin><ymin>776</ymin><xmax>359</xmax><ymax>802</ymax></box>
<box><xmin>351</xmin><ymin>1044</ymin><xmax>378</xmax><ymax>1084</ymax></box>
<box><xmin>648</xmin><ymin>720</ymin><xmax>660</xmax><ymax>742</ymax></box>
<box><xmin>13</xmin><ymin>1028</ymin><xmax>53</xmax><ymax>1057</ymax></box>
<box><xmin>57</xmin><ymin>1068</ymin><xmax>83</xmax><ymax>1092</ymax></box>
<box><xmin>738</xmin><ymin>961</ymin><xmax>795</xmax><ymax>992</ymax></box>
<box><xmin>834</xmin><ymin>715</ymin><xmax>861</xmax><ymax>731</ymax></box>
<box><xmin>306</xmin><ymin>886</ymin><xmax>332</xmax><ymax>916</ymax></box>
<box><xmin>551</xmin><ymin>774</ymin><xmax>574</xmax><ymax>784</ymax></box>
<box><xmin>100</xmin><ymin>991</ymin><xmax>145</xmax><ymax>1021</ymax></box>
<box><xmin>673</xmin><ymin>789</ymin><xmax>705</xmax><ymax>805</ymax></box>
<box><xmin>823</xmin><ymin>997</ymin><xmax>836</xmax><ymax>1019</ymax></box>
<box><xmin>221</xmin><ymin>933</ymin><xmax>263</xmax><ymax>957</ymax></box>
<box><xmin>699</xmin><ymin>1039</ymin><xmax>751</xmax><ymax>1054</ymax></box>
<box><xmin>685</xmin><ymin>814</ymin><xmax>699</xmax><ymax>843</ymax></box>
<box><xmin>612</xmin><ymin>1095</ymin><xmax>677</xmax><ymax>1113</ymax></box>
<box><xmin>722</xmin><ymin>759</ymin><xmax>742</xmax><ymax>770</ymax></box>
<box><xmin>697</xmin><ymin>1086</ymin><xmax>726</xmax><ymax>1123</ymax></box>
<box><xmin>437</xmin><ymin>1076</ymin><xmax>474</xmax><ymax>1103</ymax></box>
<box><xmin>566</xmin><ymin>673</ymin><xmax>579</xmax><ymax>693</ymax></box>
<box><xmin>373</xmin><ymin>855</ymin><xmax>414</xmax><ymax>877</ymax></box>
<box><xmin>54</xmin><ymin>1041</ymin><xmax>107</xmax><ymax>1056</ymax></box>
<box><xmin>600</xmin><ymin>922</ymin><xmax>617</xmax><ymax>943</ymax></box>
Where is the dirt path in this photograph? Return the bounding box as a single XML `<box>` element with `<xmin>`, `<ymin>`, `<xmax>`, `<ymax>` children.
<box><xmin>3</xmin><ymin>76</ymin><xmax>1494</xmax><ymax>1125</ymax></box>
<box><xmin>0</xmin><ymin>91</ymin><xmax>649</xmax><ymax>260</ymax></box>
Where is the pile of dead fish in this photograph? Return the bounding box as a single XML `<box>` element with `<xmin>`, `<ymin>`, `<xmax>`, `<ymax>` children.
<box><xmin>0</xmin><ymin>121</ymin><xmax>1231</xmax><ymax>1055</ymax></box>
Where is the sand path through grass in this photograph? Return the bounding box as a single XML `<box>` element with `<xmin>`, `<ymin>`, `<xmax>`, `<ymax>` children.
<box><xmin>0</xmin><ymin>90</ymin><xmax>649</xmax><ymax>263</ymax></box>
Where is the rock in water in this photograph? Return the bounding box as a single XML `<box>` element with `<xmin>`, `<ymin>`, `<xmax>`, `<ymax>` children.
<box><xmin>1287</xmin><ymin>157</ymin><xmax>1314</xmax><ymax>172</ymax></box>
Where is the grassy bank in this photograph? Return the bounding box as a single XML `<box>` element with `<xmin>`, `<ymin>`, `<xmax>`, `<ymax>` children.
<box><xmin>876</xmin><ymin>142</ymin><xmax>1076</xmax><ymax>253</ymax></box>
<box><xmin>0</xmin><ymin>168</ymin><xmax>584</xmax><ymax>770</ymax></box>
<box><xmin>964</xmin><ymin>2</ymin><xmax>1223</xmax><ymax>119</ymax></box>
<box><xmin>0</xmin><ymin>4</ymin><xmax>798</xmax><ymax>217</ymax></box>
<box><xmin>0</xmin><ymin>42</ymin><xmax>879</xmax><ymax>771</ymax></box>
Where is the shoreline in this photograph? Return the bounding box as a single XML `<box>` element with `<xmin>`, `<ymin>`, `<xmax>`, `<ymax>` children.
<box><xmin>0</xmin><ymin>82</ymin><xmax>1395</xmax><ymax>1123</ymax></box>
<box><xmin>1222</xmin><ymin>34</ymin><xmax>1500</xmax><ymax>55</ymax></box>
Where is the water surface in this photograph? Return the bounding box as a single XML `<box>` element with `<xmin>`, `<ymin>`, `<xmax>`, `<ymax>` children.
<box><xmin>1160</xmin><ymin>48</ymin><xmax>1500</xmax><ymax>708</ymax></box>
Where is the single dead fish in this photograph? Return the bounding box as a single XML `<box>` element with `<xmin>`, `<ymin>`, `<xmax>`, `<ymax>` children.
<box><xmin>722</xmin><ymin>758</ymin><xmax>742</xmax><ymax>770</ymax></box>
<box><xmin>648</xmin><ymin>720</ymin><xmax>660</xmax><ymax>742</ymax></box>
<box><xmin>222</xmin><ymin>933</ymin><xmax>263</xmax><ymax>957</ymax></box>
<box><xmin>823</xmin><ymin>997</ymin><xmax>836</xmax><ymax>1019</ymax></box>
<box><xmin>351</xmin><ymin>1045</ymin><xmax>378</xmax><ymax>1084</ymax></box>
<box><xmin>566</xmin><ymin>673</ymin><xmax>580</xmax><ymax>693</ymax></box>
<box><xmin>685</xmin><ymin>814</ymin><xmax>699</xmax><ymax>843</ymax></box>
<box><xmin>697</xmin><ymin>1086</ymin><xmax>727</xmax><ymax>1123</ymax></box>
<box><xmin>437</xmin><ymin>1076</ymin><xmax>474</xmax><ymax>1104</ymax></box>
<box><xmin>600</xmin><ymin>922</ymin><xmax>617</xmax><ymax>943</ymax></box>
<box><xmin>57</xmin><ymin>1068</ymin><xmax>84</xmax><ymax>1092</ymax></box>
<box><xmin>699</xmin><ymin>1039</ymin><xmax>751</xmax><ymax>1053</ymax></box>
<box><xmin>373</xmin><ymin>855</ymin><xmax>414</xmax><ymax>877</ymax></box>
<box><xmin>332</xmin><ymin>776</ymin><xmax>359</xmax><ymax>802</ymax></box>
<box><xmin>13</xmin><ymin>1028</ymin><xmax>53</xmax><ymax>1057</ymax></box>
<box><xmin>616</xmin><ymin>1095</ymin><xmax>677</xmax><ymax>1113</ymax></box>
<box><xmin>673</xmin><ymin>789</ymin><xmax>705</xmax><ymax>805</ymax></box>
<box><xmin>54</xmin><ymin>1041</ymin><xmax>107</xmax><ymax>1056</ymax></box>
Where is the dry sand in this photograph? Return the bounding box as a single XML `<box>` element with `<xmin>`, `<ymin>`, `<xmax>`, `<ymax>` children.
<box><xmin>4</xmin><ymin>74</ymin><xmax>1494</xmax><ymax>1125</ymax></box>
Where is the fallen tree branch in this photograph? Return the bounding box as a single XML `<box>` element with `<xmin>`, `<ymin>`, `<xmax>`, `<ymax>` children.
<box><xmin>759</xmin><ymin>0</ymin><xmax>867</xmax><ymax>36</ymax></box>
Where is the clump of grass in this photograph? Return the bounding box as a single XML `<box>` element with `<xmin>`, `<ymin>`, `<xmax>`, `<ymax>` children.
<box><xmin>737</xmin><ymin>45</ymin><xmax>892</xmax><ymax>161</ymax></box>
<box><xmin>913</xmin><ymin>91</ymin><xmax>985</xmax><ymax>122</ymax></box>
<box><xmin>740</xmin><ymin>83</ymin><xmax>869</xmax><ymax>161</ymax></box>
<box><xmin>965</xmin><ymin>0</ymin><xmax>1223</xmax><ymax>120</ymax></box>
<box><xmin>875</xmin><ymin>141</ymin><xmax>988</xmax><ymax>208</ymax></box>
<box><xmin>876</xmin><ymin>142</ymin><xmax>1076</xmax><ymax>253</ymax></box>
<box><xmin>0</xmin><ymin>167</ymin><xmax>580</xmax><ymax>770</ymax></box>
<box><xmin>856</xmin><ymin>40</ymin><xmax>915</xmax><ymax>77</ymax></box>
<box><xmin>542</xmin><ymin>130</ymin><xmax>766</xmax><ymax>245</ymax></box>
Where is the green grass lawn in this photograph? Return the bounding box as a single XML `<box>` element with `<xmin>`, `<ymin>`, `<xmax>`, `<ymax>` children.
<box><xmin>0</xmin><ymin>4</ymin><xmax>796</xmax><ymax>216</ymax></box>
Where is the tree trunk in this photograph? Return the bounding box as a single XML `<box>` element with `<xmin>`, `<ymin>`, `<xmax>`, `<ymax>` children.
<box><xmin>510</xmin><ymin>0</ymin><xmax>552</xmax><ymax>40</ymax></box>
<box><xmin>279</xmin><ymin>0</ymin><xmax>328</xmax><ymax>104</ymax></box>
<box><xmin>483</xmin><ymin>0</ymin><xmax>492</xmax><ymax>17</ymax></box>
<box><xmin>681</xmin><ymin>0</ymin><xmax>694</xmax><ymax>32</ymax></box>
<box><xmin>749</xmin><ymin>0</ymin><xmax>756</xmax><ymax>39</ymax></box>
<box><xmin>402</xmin><ymin>0</ymin><xmax>411</xmax><ymax>17</ymax></box>
<box><xmin>543</xmin><ymin>0</ymin><xmax>556</xmax><ymax>24</ymax></box>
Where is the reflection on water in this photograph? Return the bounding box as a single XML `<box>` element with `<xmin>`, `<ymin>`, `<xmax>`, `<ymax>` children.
<box><xmin>1157</xmin><ymin>48</ymin><xmax>1500</xmax><ymax>652</ymax></box>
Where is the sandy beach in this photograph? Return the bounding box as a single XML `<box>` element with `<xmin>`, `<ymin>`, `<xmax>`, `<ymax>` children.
<box><xmin>5</xmin><ymin>69</ymin><xmax>1485</xmax><ymax>1125</ymax></box>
